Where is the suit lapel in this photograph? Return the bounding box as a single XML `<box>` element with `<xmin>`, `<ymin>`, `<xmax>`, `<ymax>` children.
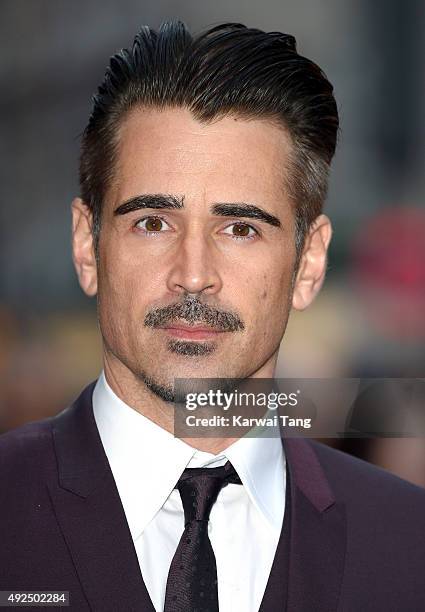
<box><xmin>48</xmin><ymin>382</ymin><xmax>155</xmax><ymax>612</ymax></box>
<box><xmin>283</xmin><ymin>438</ymin><xmax>346</xmax><ymax>612</ymax></box>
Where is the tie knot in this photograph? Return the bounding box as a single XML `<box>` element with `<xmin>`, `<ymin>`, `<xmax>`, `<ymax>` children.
<box><xmin>177</xmin><ymin>461</ymin><xmax>241</xmax><ymax>526</ymax></box>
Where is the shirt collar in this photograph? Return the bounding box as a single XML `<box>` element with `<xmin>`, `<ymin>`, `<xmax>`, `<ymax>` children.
<box><xmin>223</xmin><ymin>420</ymin><xmax>286</xmax><ymax>533</ymax></box>
<box><xmin>93</xmin><ymin>371</ymin><xmax>286</xmax><ymax>540</ymax></box>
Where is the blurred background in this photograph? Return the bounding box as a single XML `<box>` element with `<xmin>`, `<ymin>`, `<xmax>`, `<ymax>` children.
<box><xmin>1</xmin><ymin>0</ymin><xmax>424</xmax><ymax>485</ymax></box>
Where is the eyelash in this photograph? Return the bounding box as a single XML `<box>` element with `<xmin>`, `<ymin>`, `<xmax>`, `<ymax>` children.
<box><xmin>133</xmin><ymin>216</ymin><xmax>259</xmax><ymax>241</ymax></box>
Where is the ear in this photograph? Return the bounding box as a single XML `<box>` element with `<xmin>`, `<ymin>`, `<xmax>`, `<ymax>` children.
<box><xmin>292</xmin><ymin>214</ymin><xmax>332</xmax><ymax>311</ymax></box>
<box><xmin>71</xmin><ymin>198</ymin><xmax>97</xmax><ymax>297</ymax></box>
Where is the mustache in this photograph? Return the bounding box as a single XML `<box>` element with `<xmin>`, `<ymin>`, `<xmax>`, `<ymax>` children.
<box><xmin>144</xmin><ymin>295</ymin><xmax>245</xmax><ymax>332</ymax></box>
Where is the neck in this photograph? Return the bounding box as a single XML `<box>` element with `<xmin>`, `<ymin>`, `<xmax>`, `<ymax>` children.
<box><xmin>102</xmin><ymin>351</ymin><xmax>278</xmax><ymax>454</ymax></box>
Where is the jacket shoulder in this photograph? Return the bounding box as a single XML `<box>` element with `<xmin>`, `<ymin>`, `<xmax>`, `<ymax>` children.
<box><xmin>0</xmin><ymin>382</ymin><xmax>96</xmax><ymax>477</ymax></box>
<box><xmin>0</xmin><ymin>416</ymin><xmax>56</xmax><ymax>486</ymax></box>
<box><xmin>310</xmin><ymin>439</ymin><xmax>425</xmax><ymax>510</ymax></box>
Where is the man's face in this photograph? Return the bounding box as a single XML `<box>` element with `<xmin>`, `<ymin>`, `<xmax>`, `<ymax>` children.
<box><xmin>73</xmin><ymin>108</ymin><xmax>330</xmax><ymax>399</ymax></box>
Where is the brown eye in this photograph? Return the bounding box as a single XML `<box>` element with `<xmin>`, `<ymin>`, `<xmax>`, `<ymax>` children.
<box><xmin>232</xmin><ymin>223</ymin><xmax>251</xmax><ymax>237</ymax></box>
<box><xmin>222</xmin><ymin>222</ymin><xmax>257</xmax><ymax>239</ymax></box>
<box><xmin>145</xmin><ymin>217</ymin><xmax>163</xmax><ymax>232</ymax></box>
<box><xmin>136</xmin><ymin>216</ymin><xmax>170</xmax><ymax>233</ymax></box>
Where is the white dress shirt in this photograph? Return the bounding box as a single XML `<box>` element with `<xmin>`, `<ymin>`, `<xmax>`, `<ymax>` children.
<box><xmin>92</xmin><ymin>371</ymin><xmax>286</xmax><ymax>612</ymax></box>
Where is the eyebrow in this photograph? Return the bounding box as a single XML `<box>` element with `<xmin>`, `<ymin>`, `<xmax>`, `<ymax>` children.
<box><xmin>211</xmin><ymin>203</ymin><xmax>281</xmax><ymax>228</ymax></box>
<box><xmin>114</xmin><ymin>194</ymin><xmax>184</xmax><ymax>215</ymax></box>
<box><xmin>114</xmin><ymin>193</ymin><xmax>281</xmax><ymax>228</ymax></box>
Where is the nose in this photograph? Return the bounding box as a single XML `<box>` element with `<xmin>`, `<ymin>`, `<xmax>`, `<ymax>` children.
<box><xmin>166</xmin><ymin>230</ymin><xmax>223</xmax><ymax>297</ymax></box>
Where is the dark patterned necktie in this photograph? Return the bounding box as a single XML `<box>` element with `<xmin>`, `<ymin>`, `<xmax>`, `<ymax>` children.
<box><xmin>164</xmin><ymin>461</ymin><xmax>242</xmax><ymax>612</ymax></box>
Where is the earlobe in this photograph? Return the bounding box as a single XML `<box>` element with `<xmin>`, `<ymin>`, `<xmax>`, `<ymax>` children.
<box><xmin>291</xmin><ymin>214</ymin><xmax>332</xmax><ymax>311</ymax></box>
<box><xmin>71</xmin><ymin>197</ymin><xmax>98</xmax><ymax>297</ymax></box>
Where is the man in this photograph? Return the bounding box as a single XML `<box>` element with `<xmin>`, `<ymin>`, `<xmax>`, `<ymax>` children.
<box><xmin>1</xmin><ymin>20</ymin><xmax>424</xmax><ymax>612</ymax></box>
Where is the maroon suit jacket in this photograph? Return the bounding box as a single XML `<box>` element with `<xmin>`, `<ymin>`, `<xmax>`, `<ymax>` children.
<box><xmin>1</xmin><ymin>381</ymin><xmax>425</xmax><ymax>611</ymax></box>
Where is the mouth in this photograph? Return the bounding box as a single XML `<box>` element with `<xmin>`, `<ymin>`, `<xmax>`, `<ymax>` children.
<box><xmin>159</xmin><ymin>322</ymin><xmax>225</xmax><ymax>341</ymax></box>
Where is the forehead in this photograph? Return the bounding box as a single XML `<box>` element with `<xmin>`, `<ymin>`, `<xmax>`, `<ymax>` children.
<box><xmin>109</xmin><ymin>107</ymin><xmax>293</xmax><ymax>209</ymax></box>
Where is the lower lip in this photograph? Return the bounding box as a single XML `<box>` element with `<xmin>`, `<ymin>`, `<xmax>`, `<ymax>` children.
<box><xmin>160</xmin><ymin>327</ymin><xmax>222</xmax><ymax>340</ymax></box>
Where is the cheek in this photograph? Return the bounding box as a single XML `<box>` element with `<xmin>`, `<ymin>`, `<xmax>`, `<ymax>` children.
<box><xmin>101</xmin><ymin>229</ymin><xmax>168</xmax><ymax>294</ymax></box>
<box><xmin>96</xmin><ymin>251</ymin><xmax>139</xmax><ymax>332</ymax></box>
<box><xmin>247</xmin><ymin>265</ymin><xmax>294</xmax><ymax>333</ymax></box>
<box><xmin>97</xmin><ymin>247</ymin><xmax>168</xmax><ymax>338</ymax></box>
<box><xmin>257</xmin><ymin>261</ymin><xmax>294</xmax><ymax>302</ymax></box>
<box><xmin>99</xmin><ymin>233</ymin><xmax>139</xmax><ymax>292</ymax></box>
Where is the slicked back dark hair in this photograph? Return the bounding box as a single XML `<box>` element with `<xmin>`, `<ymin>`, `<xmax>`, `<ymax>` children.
<box><xmin>79</xmin><ymin>20</ymin><xmax>339</xmax><ymax>259</ymax></box>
